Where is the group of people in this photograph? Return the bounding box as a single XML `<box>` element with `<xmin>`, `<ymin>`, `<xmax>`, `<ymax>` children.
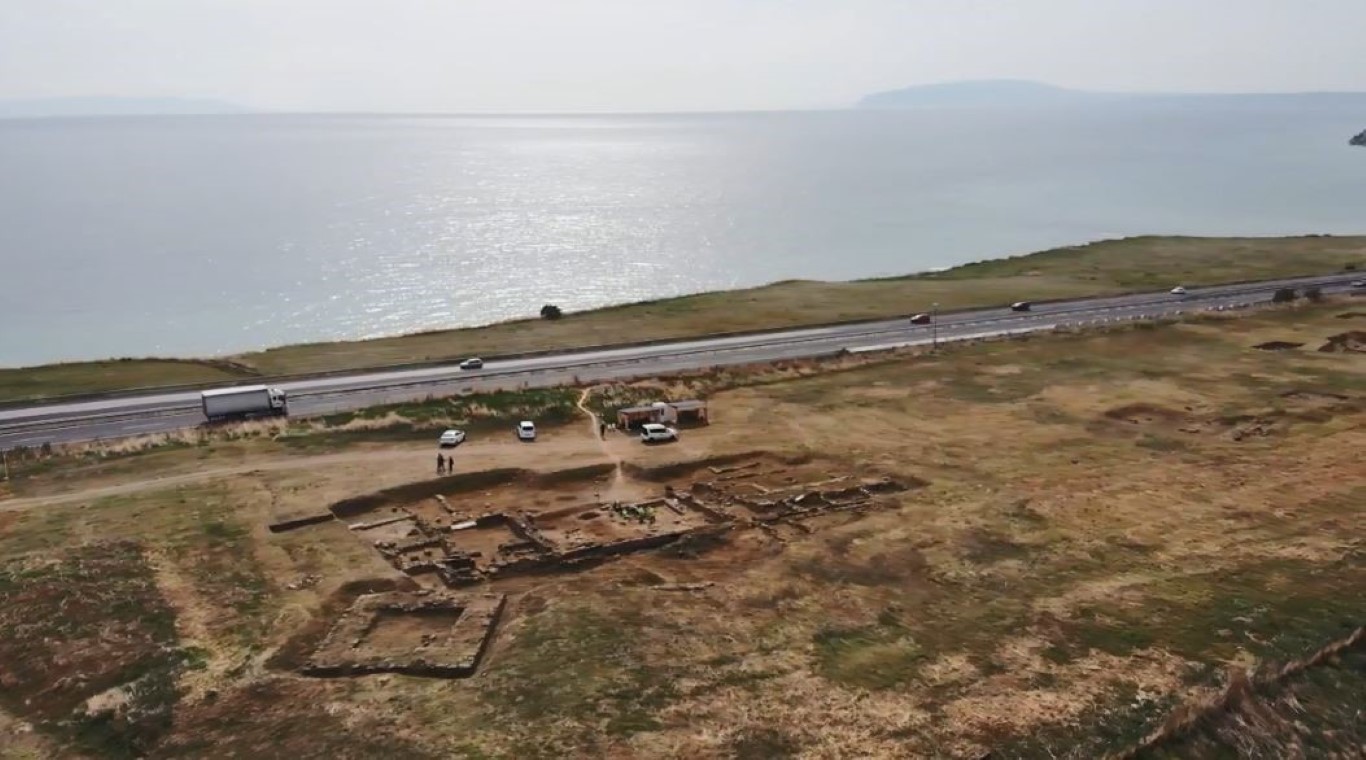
<box><xmin>436</xmin><ymin>453</ymin><xmax>453</xmax><ymax>475</ymax></box>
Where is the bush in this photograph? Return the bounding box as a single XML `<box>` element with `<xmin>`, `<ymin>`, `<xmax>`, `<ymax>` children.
<box><xmin>1304</xmin><ymin>286</ymin><xmax>1323</xmax><ymax>302</ymax></box>
<box><xmin>540</xmin><ymin>304</ymin><xmax>563</xmax><ymax>321</ymax></box>
<box><xmin>1345</xmin><ymin>263</ymin><xmax>1357</xmax><ymax>271</ymax></box>
<box><xmin>1271</xmin><ymin>288</ymin><xmax>1297</xmax><ymax>304</ymax></box>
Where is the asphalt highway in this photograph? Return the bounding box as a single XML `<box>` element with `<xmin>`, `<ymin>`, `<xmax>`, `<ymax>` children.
<box><xmin>1</xmin><ymin>274</ymin><xmax>1358</xmax><ymax>449</ymax></box>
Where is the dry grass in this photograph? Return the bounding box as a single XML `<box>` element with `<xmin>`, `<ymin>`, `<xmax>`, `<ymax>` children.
<box><xmin>4</xmin><ymin>235</ymin><xmax>1363</xmax><ymax>402</ymax></box>
<box><xmin>0</xmin><ymin>358</ymin><xmax>256</xmax><ymax>403</ymax></box>
<box><xmin>0</xmin><ymin>301</ymin><xmax>1362</xmax><ymax>758</ymax></box>
<box><xmin>229</xmin><ymin>235</ymin><xmax>1366</xmax><ymax>379</ymax></box>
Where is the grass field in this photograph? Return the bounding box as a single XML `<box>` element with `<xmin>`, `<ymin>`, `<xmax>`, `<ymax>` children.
<box><xmin>3</xmin><ymin>235</ymin><xmax>1363</xmax><ymax>403</ymax></box>
<box><xmin>0</xmin><ymin>359</ymin><xmax>257</xmax><ymax>406</ymax></box>
<box><xmin>0</xmin><ymin>300</ymin><xmax>1362</xmax><ymax>758</ymax></box>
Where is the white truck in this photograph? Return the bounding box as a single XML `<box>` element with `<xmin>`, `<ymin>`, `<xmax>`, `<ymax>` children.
<box><xmin>201</xmin><ymin>385</ymin><xmax>288</xmax><ymax>421</ymax></box>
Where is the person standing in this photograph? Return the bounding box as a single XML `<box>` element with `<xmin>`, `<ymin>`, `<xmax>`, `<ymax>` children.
<box><xmin>436</xmin><ymin>453</ymin><xmax>445</xmax><ymax>475</ymax></box>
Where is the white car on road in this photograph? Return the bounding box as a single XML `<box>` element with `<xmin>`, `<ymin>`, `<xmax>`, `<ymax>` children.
<box><xmin>438</xmin><ymin>429</ymin><xmax>466</xmax><ymax>448</ymax></box>
<box><xmin>1170</xmin><ymin>286</ymin><xmax>1187</xmax><ymax>295</ymax></box>
<box><xmin>459</xmin><ymin>358</ymin><xmax>484</xmax><ymax>370</ymax></box>
<box><xmin>516</xmin><ymin>420</ymin><xmax>536</xmax><ymax>441</ymax></box>
<box><xmin>640</xmin><ymin>423</ymin><xmax>678</xmax><ymax>443</ymax></box>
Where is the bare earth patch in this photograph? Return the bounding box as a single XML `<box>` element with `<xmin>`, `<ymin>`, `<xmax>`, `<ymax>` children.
<box><xmin>0</xmin><ymin>302</ymin><xmax>1362</xmax><ymax>757</ymax></box>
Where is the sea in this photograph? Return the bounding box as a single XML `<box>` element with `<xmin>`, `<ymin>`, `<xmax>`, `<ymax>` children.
<box><xmin>1</xmin><ymin>104</ymin><xmax>1363</xmax><ymax>367</ymax></box>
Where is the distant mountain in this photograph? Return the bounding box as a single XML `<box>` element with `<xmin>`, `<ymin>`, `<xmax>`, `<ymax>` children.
<box><xmin>1352</xmin><ymin>129</ymin><xmax>1366</xmax><ymax>147</ymax></box>
<box><xmin>857</xmin><ymin>80</ymin><xmax>1366</xmax><ymax>109</ymax></box>
<box><xmin>857</xmin><ymin>80</ymin><xmax>1100</xmax><ymax>109</ymax></box>
<box><xmin>0</xmin><ymin>96</ymin><xmax>250</xmax><ymax>119</ymax></box>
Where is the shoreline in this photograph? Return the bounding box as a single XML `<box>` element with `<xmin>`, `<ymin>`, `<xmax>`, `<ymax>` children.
<box><xmin>2</xmin><ymin>234</ymin><xmax>1363</xmax><ymax>402</ymax></box>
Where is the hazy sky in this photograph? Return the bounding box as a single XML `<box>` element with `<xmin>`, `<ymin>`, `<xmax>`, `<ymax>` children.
<box><xmin>2</xmin><ymin>0</ymin><xmax>1364</xmax><ymax>112</ymax></box>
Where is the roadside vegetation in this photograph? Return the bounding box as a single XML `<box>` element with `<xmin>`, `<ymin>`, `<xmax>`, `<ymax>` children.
<box><xmin>0</xmin><ymin>300</ymin><xmax>1361</xmax><ymax>756</ymax></box>
<box><xmin>0</xmin><ymin>358</ymin><xmax>256</xmax><ymax>405</ymax></box>
<box><xmin>2</xmin><ymin>235</ymin><xmax>1363</xmax><ymax>403</ymax></box>
<box><xmin>0</xmin><ymin>357</ymin><xmax>853</xmax><ymax>497</ymax></box>
<box><xmin>0</xmin><ymin>386</ymin><xmax>580</xmax><ymax>494</ymax></box>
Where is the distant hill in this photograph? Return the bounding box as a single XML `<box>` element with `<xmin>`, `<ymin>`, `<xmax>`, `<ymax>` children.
<box><xmin>857</xmin><ymin>80</ymin><xmax>1100</xmax><ymax>109</ymax></box>
<box><xmin>857</xmin><ymin>80</ymin><xmax>1366</xmax><ymax>109</ymax></box>
<box><xmin>0</xmin><ymin>97</ymin><xmax>250</xmax><ymax>119</ymax></box>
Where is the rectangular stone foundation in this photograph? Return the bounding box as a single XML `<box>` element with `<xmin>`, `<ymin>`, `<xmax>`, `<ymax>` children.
<box><xmin>302</xmin><ymin>592</ymin><xmax>506</xmax><ymax>678</ymax></box>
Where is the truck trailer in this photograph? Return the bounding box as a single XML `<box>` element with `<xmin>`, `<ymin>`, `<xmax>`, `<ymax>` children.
<box><xmin>201</xmin><ymin>385</ymin><xmax>288</xmax><ymax>421</ymax></box>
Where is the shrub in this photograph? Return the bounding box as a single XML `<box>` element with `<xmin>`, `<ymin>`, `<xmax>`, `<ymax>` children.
<box><xmin>1304</xmin><ymin>286</ymin><xmax>1324</xmax><ymax>302</ymax></box>
<box><xmin>1271</xmin><ymin>288</ymin><xmax>1297</xmax><ymax>304</ymax></box>
<box><xmin>540</xmin><ymin>304</ymin><xmax>563</xmax><ymax>321</ymax></box>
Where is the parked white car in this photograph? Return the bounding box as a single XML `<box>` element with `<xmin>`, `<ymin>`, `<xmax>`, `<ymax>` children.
<box><xmin>438</xmin><ymin>429</ymin><xmax>466</xmax><ymax>448</ymax></box>
<box><xmin>516</xmin><ymin>420</ymin><xmax>536</xmax><ymax>441</ymax></box>
<box><xmin>640</xmin><ymin>423</ymin><xmax>679</xmax><ymax>443</ymax></box>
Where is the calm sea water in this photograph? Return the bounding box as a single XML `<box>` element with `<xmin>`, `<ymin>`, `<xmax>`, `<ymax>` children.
<box><xmin>1</xmin><ymin>106</ymin><xmax>1362</xmax><ymax>366</ymax></box>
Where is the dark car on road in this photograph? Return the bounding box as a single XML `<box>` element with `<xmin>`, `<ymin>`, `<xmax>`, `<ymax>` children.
<box><xmin>1010</xmin><ymin>301</ymin><xmax>1032</xmax><ymax>312</ymax></box>
<box><xmin>909</xmin><ymin>313</ymin><xmax>932</xmax><ymax>325</ymax></box>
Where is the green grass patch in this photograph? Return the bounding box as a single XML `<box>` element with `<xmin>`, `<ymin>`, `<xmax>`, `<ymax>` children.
<box><xmin>479</xmin><ymin>600</ymin><xmax>680</xmax><ymax>749</ymax></box>
<box><xmin>1062</xmin><ymin>558</ymin><xmax>1366</xmax><ymax>664</ymax></box>
<box><xmin>1137</xmin><ymin>645</ymin><xmax>1366</xmax><ymax>759</ymax></box>
<box><xmin>0</xmin><ymin>357</ymin><xmax>256</xmax><ymax>403</ymax></box>
<box><xmin>165</xmin><ymin>500</ymin><xmax>273</xmax><ymax>646</ymax></box>
<box><xmin>0</xmin><ymin>541</ymin><xmax>188</xmax><ymax>757</ymax></box>
<box><xmin>913</xmin><ymin>235</ymin><xmax>1365</xmax><ymax>288</ymax></box>
<box><xmin>812</xmin><ymin>608</ymin><xmax>926</xmax><ymax>690</ymax></box>
<box><xmin>273</xmin><ymin>387</ymin><xmax>581</xmax><ymax>451</ymax></box>
<box><xmin>994</xmin><ymin>683</ymin><xmax>1183</xmax><ymax>758</ymax></box>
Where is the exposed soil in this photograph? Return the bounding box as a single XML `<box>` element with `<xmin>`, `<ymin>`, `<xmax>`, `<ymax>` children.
<box><xmin>155</xmin><ymin>677</ymin><xmax>435</xmax><ymax>759</ymax></box>
<box><xmin>1102</xmin><ymin>403</ymin><xmax>1196</xmax><ymax>427</ymax></box>
<box><xmin>0</xmin><ymin>541</ymin><xmax>186</xmax><ymax>756</ymax></box>
<box><xmin>366</xmin><ymin>607</ymin><xmax>463</xmax><ymax>650</ymax></box>
<box><xmin>441</xmin><ymin>521</ymin><xmax>520</xmax><ymax>571</ymax></box>
<box><xmin>1098</xmin><ymin>392</ymin><xmax>1362</xmax><ymax>442</ymax></box>
<box><xmin>3</xmin><ymin>302</ymin><xmax>1363</xmax><ymax>758</ymax></box>
<box><xmin>266</xmin><ymin>577</ymin><xmax>417</xmax><ymax>672</ymax></box>
<box><xmin>329</xmin><ymin>451</ymin><xmax>918</xmax><ymax>600</ymax></box>
<box><xmin>1277</xmin><ymin>388</ymin><xmax>1350</xmax><ymax>403</ymax></box>
<box><xmin>1317</xmin><ymin>330</ymin><xmax>1366</xmax><ymax>353</ymax></box>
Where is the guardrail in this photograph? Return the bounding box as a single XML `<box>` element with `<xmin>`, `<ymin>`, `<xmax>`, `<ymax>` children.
<box><xmin>0</xmin><ymin>272</ymin><xmax>1354</xmax><ymax>412</ymax></box>
<box><xmin>0</xmin><ymin>283</ymin><xmax>1335</xmax><ymax>444</ymax></box>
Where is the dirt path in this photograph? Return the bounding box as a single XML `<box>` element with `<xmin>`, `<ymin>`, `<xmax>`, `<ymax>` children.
<box><xmin>0</xmin><ymin>449</ymin><xmax>425</xmax><ymax>512</ymax></box>
<box><xmin>575</xmin><ymin>387</ymin><xmax>633</xmax><ymax>500</ymax></box>
<box><xmin>1</xmin><ymin>432</ymin><xmax>611</xmax><ymax>514</ymax></box>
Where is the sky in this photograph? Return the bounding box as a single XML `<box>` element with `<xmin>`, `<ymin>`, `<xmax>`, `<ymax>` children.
<box><xmin>1</xmin><ymin>0</ymin><xmax>1364</xmax><ymax>113</ymax></box>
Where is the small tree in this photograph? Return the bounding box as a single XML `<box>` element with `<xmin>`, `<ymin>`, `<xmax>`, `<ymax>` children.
<box><xmin>540</xmin><ymin>304</ymin><xmax>563</xmax><ymax>321</ymax></box>
<box><xmin>1304</xmin><ymin>286</ymin><xmax>1323</xmax><ymax>302</ymax></box>
<box><xmin>1271</xmin><ymin>288</ymin><xmax>1297</xmax><ymax>304</ymax></box>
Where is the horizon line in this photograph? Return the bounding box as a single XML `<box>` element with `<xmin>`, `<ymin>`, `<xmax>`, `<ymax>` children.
<box><xmin>5</xmin><ymin>84</ymin><xmax>1366</xmax><ymax>120</ymax></box>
